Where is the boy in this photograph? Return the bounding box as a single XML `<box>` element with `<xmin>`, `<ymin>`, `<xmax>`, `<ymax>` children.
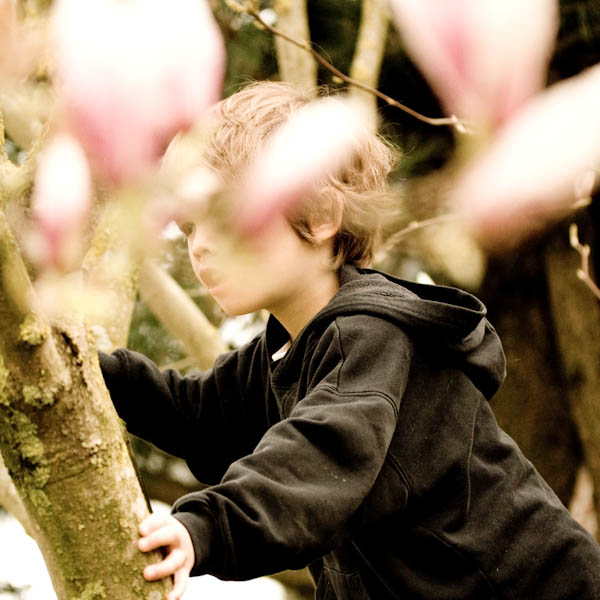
<box><xmin>100</xmin><ymin>82</ymin><xmax>600</xmax><ymax>600</ymax></box>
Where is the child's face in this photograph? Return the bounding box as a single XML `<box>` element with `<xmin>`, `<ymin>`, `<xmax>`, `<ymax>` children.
<box><xmin>182</xmin><ymin>212</ymin><xmax>335</xmax><ymax>319</ymax></box>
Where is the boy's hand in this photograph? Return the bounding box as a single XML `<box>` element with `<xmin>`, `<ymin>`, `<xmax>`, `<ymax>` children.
<box><xmin>138</xmin><ymin>513</ymin><xmax>195</xmax><ymax>600</ymax></box>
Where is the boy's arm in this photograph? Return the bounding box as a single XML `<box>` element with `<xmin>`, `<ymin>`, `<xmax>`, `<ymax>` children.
<box><xmin>171</xmin><ymin>382</ymin><xmax>401</xmax><ymax>579</ymax></box>
<box><xmin>169</xmin><ymin>320</ymin><xmax>410</xmax><ymax>580</ymax></box>
<box><xmin>99</xmin><ymin>343</ymin><xmax>271</xmax><ymax>484</ymax></box>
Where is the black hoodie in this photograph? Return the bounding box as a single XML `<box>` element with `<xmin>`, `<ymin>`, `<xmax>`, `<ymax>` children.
<box><xmin>100</xmin><ymin>266</ymin><xmax>600</xmax><ymax>598</ymax></box>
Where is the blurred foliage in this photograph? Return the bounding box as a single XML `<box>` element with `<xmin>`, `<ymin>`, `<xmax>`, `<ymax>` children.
<box><xmin>2</xmin><ymin>137</ymin><xmax>25</xmax><ymax>166</ymax></box>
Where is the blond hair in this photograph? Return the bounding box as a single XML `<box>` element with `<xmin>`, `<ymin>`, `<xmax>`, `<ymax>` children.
<box><xmin>204</xmin><ymin>81</ymin><xmax>398</xmax><ymax>269</ymax></box>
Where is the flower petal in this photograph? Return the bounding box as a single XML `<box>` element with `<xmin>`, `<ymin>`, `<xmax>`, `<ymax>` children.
<box><xmin>31</xmin><ymin>133</ymin><xmax>92</xmax><ymax>270</ymax></box>
<box><xmin>389</xmin><ymin>0</ymin><xmax>558</xmax><ymax>127</ymax></box>
<box><xmin>237</xmin><ymin>96</ymin><xmax>370</xmax><ymax>235</ymax></box>
<box><xmin>452</xmin><ymin>64</ymin><xmax>600</xmax><ymax>249</ymax></box>
<box><xmin>51</xmin><ymin>0</ymin><xmax>225</xmax><ymax>183</ymax></box>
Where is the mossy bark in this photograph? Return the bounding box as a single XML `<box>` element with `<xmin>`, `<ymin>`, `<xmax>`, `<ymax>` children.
<box><xmin>0</xmin><ymin>211</ymin><xmax>171</xmax><ymax>599</ymax></box>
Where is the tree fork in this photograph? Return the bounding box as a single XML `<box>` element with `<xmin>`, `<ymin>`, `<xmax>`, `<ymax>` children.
<box><xmin>0</xmin><ymin>209</ymin><xmax>172</xmax><ymax>599</ymax></box>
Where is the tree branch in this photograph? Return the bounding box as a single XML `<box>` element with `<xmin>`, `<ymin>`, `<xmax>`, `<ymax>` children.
<box><xmin>569</xmin><ymin>223</ymin><xmax>600</xmax><ymax>300</ymax></box>
<box><xmin>272</xmin><ymin>0</ymin><xmax>317</xmax><ymax>91</ymax></box>
<box><xmin>349</xmin><ymin>0</ymin><xmax>390</xmax><ymax>124</ymax></box>
<box><xmin>82</xmin><ymin>198</ymin><xmax>140</xmax><ymax>351</ymax></box>
<box><xmin>0</xmin><ymin>453</ymin><xmax>34</xmax><ymax>537</ymax></box>
<box><xmin>242</xmin><ymin>6</ymin><xmax>465</xmax><ymax>130</ymax></box>
<box><xmin>0</xmin><ymin>207</ymin><xmax>37</xmax><ymax>325</ymax></box>
<box><xmin>138</xmin><ymin>261</ymin><xmax>227</xmax><ymax>370</ymax></box>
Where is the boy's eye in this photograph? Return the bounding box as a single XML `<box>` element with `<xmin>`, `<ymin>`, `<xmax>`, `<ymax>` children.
<box><xmin>176</xmin><ymin>221</ymin><xmax>195</xmax><ymax>237</ymax></box>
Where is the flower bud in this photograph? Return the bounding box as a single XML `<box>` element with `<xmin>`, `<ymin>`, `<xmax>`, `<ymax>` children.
<box><xmin>452</xmin><ymin>64</ymin><xmax>600</xmax><ymax>250</ymax></box>
<box><xmin>31</xmin><ymin>133</ymin><xmax>92</xmax><ymax>271</ymax></box>
<box><xmin>51</xmin><ymin>0</ymin><xmax>225</xmax><ymax>184</ymax></box>
<box><xmin>237</xmin><ymin>96</ymin><xmax>369</xmax><ymax>234</ymax></box>
<box><xmin>389</xmin><ymin>0</ymin><xmax>558</xmax><ymax>128</ymax></box>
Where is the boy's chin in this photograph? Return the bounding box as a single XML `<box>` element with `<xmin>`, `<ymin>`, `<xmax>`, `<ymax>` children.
<box><xmin>215</xmin><ymin>301</ymin><xmax>255</xmax><ymax>318</ymax></box>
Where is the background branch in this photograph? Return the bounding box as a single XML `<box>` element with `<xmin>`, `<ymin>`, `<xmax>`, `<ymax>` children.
<box><xmin>272</xmin><ymin>0</ymin><xmax>317</xmax><ymax>92</ymax></box>
<box><xmin>349</xmin><ymin>0</ymin><xmax>390</xmax><ymax>125</ymax></box>
<box><xmin>138</xmin><ymin>261</ymin><xmax>227</xmax><ymax>370</ymax></box>
<box><xmin>248</xmin><ymin>7</ymin><xmax>463</xmax><ymax>129</ymax></box>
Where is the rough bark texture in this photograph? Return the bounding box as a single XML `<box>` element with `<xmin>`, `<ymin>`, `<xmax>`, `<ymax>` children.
<box><xmin>0</xmin><ymin>211</ymin><xmax>171</xmax><ymax>599</ymax></box>
<box><xmin>349</xmin><ymin>0</ymin><xmax>389</xmax><ymax>126</ymax></box>
<box><xmin>273</xmin><ymin>0</ymin><xmax>317</xmax><ymax>91</ymax></box>
<box><xmin>82</xmin><ymin>202</ymin><xmax>140</xmax><ymax>352</ymax></box>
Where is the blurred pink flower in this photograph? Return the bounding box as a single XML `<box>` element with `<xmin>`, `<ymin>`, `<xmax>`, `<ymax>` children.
<box><xmin>237</xmin><ymin>96</ymin><xmax>369</xmax><ymax>235</ymax></box>
<box><xmin>31</xmin><ymin>133</ymin><xmax>92</xmax><ymax>271</ymax></box>
<box><xmin>51</xmin><ymin>0</ymin><xmax>225</xmax><ymax>184</ymax></box>
<box><xmin>452</xmin><ymin>63</ymin><xmax>600</xmax><ymax>250</ymax></box>
<box><xmin>389</xmin><ymin>0</ymin><xmax>558</xmax><ymax>128</ymax></box>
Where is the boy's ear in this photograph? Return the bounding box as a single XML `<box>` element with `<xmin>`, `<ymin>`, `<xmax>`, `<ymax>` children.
<box><xmin>311</xmin><ymin>197</ymin><xmax>342</xmax><ymax>243</ymax></box>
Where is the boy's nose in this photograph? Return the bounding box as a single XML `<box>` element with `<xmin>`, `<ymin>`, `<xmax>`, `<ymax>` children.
<box><xmin>188</xmin><ymin>223</ymin><xmax>216</xmax><ymax>257</ymax></box>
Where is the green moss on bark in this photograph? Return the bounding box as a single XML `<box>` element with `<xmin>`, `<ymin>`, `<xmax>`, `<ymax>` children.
<box><xmin>0</xmin><ymin>354</ymin><xmax>8</xmax><ymax>406</ymax></box>
<box><xmin>72</xmin><ymin>581</ymin><xmax>107</xmax><ymax>600</ymax></box>
<box><xmin>0</xmin><ymin>408</ymin><xmax>50</xmax><ymax>510</ymax></box>
<box><xmin>19</xmin><ymin>313</ymin><xmax>49</xmax><ymax>346</ymax></box>
<box><xmin>21</xmin><ymin>383</ymin><xmax>57</xmax><ymax>408</ymax></box>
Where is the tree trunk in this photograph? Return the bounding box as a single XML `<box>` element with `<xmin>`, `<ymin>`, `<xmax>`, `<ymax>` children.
<box><xmin>544</xmin><ymin>218</ymin><xmax>600</xmax><ymax>537</ymax></box>
<box><xmin>0</xmin><ymin>210</ymin><xmax>172</xmax><ymax>599</ymax></box>
<box><xmin>273</xmin><ymin>0</ymin><xmax>317</xmax><ymax>92</ymax></box>
<box><xmin>479</xmin><ymin>240</ymin><xmax>581</xmax><ymax>507</ymax></box>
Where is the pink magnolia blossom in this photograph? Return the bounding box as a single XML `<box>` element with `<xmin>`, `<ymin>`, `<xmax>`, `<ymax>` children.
<box><xmin>389</xmin><ymin>0</ymin><xmax>558</xmax><ymax>127</ymax></box>
<box><xmin>31</xmin><ymin>133</ymin><xmax>92</xmax><ymax>271</ymax></box>
<box><xmin>51</xmin><ymin>0</ymin><xmax>225</xmax><ymax>184</ymax></box>
<box><xmin>236</xmin><ymin>96</ymin><xmax>369</xmax><ymax>235</ymax></box>
<box><xmin>452</xmin><ymin>63</ymin><xmax>600</xmax><ymax>250</ymax></box>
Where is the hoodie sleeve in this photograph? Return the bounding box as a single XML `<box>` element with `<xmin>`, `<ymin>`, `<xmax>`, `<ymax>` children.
<box><xmin>99</xmin><ymin>341</ymin><xmax>270</xmax><ymax>485</ymax></box>
<box><xmin>171</xmin><ymin>316</ymin><xmax>412</xmax><ymax>579</ymax></box>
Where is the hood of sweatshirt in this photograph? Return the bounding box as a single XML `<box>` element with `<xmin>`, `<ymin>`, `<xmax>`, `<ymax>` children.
<box><xmin>270</xmin><ymin>265</ymin><xmax>506</xmax><ymax>400</ymax></box>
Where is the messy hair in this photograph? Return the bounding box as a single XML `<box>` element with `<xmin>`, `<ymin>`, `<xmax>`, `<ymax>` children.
<box><xmin>204</xmin><ymin>81</ymin><xmax>399</xmax><ymax>269</ymax></box>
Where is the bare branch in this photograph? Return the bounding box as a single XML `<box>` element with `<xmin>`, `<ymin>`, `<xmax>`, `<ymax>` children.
<box><xmin>349</xmin><ymin>0</ymin><xmax>390</xmax><ymax>123</ymax></box>
<box><xmin>569</xmin><ymin>223</ymin><xmax>600</xmax><ymax>301</ymax></box>
<box><xmin>82</xmin><ymin>198</ymin><xmax>140</xmax><ymax>351</ymax></box>
<box><xmin>378</xmin><ymin>213</ymin><xmax>459</xmax><ymax>259</ymax></box>
<box><xmin>272</xmin><ymin>0</ymin><xmax>317</xmax><ymax>91</ymax></box>
<box><xmin>138</xmin><ymin>261</ymin><xmax>227</xmax><ymax>370</ymax></box>
<box><xmin>243</xmin><ymin>7</ymin><xmax>466</xmax><ymax>130</ymax></box>
<box><xmin>0</xmin><ymin>207</ymin><xmax>37</xmax><ymax>322</ymax></box>
<box><xmin>0</xmin><ymin>453</ymin><xmax>34</xmax><ymax>537</ymax></box>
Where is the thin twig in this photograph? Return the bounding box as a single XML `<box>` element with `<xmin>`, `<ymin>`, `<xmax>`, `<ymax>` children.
<box><xmin>242</xmin><ymin>6</ymin><xmax>468</xmax><ymax>131</ymax></box>
<box><xmin>380</xmin><ymin>213</ymin><xmax>459</xmax><ymax>256</ymax></box>
<box><xmin>569</xmin><ymin>223</ymin><xmax>600</xmax><ymax>301</ymax></box>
